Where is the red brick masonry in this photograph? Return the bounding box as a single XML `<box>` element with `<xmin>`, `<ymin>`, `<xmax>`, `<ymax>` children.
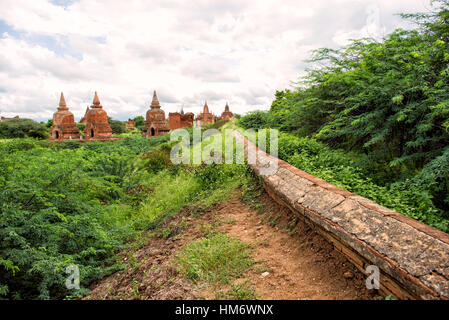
<box><xmin>234</xmin><ymin>131</ymin><xmax>449</xmax><ymax>300</ymax></box>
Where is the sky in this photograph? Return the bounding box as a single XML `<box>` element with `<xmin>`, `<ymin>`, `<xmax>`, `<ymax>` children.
<box><xmin>0</xmin><ymin>0</ymin><xmax>434</xmax><ymax>121</ymax></box>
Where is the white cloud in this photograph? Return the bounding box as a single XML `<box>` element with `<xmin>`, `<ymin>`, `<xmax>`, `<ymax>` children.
<box><xmin>0</xmin><ymin>0</ymin><xmax>431</xmax><ymax>120</ymax></box>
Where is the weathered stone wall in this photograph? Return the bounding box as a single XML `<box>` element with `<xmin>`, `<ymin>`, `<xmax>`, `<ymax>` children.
<box><xmin>234</xmin><ymin>131</ymin><xmax>449</xmax><ymax>300</ymax></box>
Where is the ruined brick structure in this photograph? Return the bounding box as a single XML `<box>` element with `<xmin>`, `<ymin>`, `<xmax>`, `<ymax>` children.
<box><xmin>79</xmin><ymin>106</ymin><xmax>89</xmax><ymax>124</ymax></box>
<box><xmin>220</xmin><ymin>102</ymin><xmax>234</xmax><ymax>121</ymax></box>
<box><xmin>168</xmin><ymin>107</ymin><xmax>194</xmax><ymax>130</ymax></box>
<box><xmin>83</xmin><ymin>92</ymin><xmax>113</xmax><ymax>140</ymax></box>
<box><xmin>50</xmin><ymin>92</ymin><xmax>80</xmax><ymax>140</ymax></box>
<box><xmin>1</xmin><ymin>116</ymin><xmax>19</xmax><ymax>122</ymax></box>
<box><xmin>142</xmin><ymin>91</ymin><xmax>170</xmax><ymax>137</ymax></box>
<box><xmin>196</xmin><ymin>101</ymin><xmax>215</xmax><ymax>127</ymax></box>
<box><xmin>125</xmin><ymin>119</ymin><xmax>136</xmax><ymax>130</ymax></box>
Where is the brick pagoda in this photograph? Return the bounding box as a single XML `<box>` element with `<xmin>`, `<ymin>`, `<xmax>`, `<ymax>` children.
<box><xmin>50</xmin><ymin>92</ymin><xmax>80</xmax><ymax>140</ymax></box>
<box><xmin>79</xmin><ymin>106</ymin><xmax>89</xmax><ymax>124</ymax></box>
<box><xmin>83</xmin><ymin>92</ymin><xmax>113</xmax><ymax>140</ymax></box>
<box><xmin>220</xmin><ymin>102</ymin><xmax>234</xmax><ymax>121</ymax></box>
<box><xmin>142</xmin><ymin>91</ymin><xmax>170</xmax><ymax>137</ymax></box>
<box><xmin>196</xmin><ymin>101</ymin><xmax>215</xmax><ymax>127</ymax></box>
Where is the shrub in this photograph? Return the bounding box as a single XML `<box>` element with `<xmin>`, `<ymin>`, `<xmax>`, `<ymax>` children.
<box><xmin>76</xmin><ymin>123</ymin><xmax>86</xmax><ymax>136</ymax></box>
<box><xmin>265</xmin><ymin>130</ymin><xmax>449</xmax><ymax>232</ymax></box>
<box><xmin>238</xmin><ymin>111</ymin><xmax>270</xmax><ymax>130</ymax></box>
<box><xmin>133</xmin><ymin>116</ymin><xmax>145</xmax><ymax>131</ymax></box>
<box><xmin>0</xmin><ymin>136</ymin><xmax>169</xmax><ymax>299</ymax></box>
<box><xmin>0</xmin><ymin>119</ymin><xmax>49</xmax><ymax>139</ymax></box>
<box><xmin>108</xmin><ymin>118</ymin><xmax>126</xmax><ymax>134</ymax></box>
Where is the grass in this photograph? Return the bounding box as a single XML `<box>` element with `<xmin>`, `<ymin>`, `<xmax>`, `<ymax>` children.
<box><xmin>215</xmin><ymin>279</ymin><xmax>259</xmax><ymax>300</ymax></box>
<box><xmin>176</xmin><ymin>233</ymin><xmax>254</xmax><ymax>285</ymax></box>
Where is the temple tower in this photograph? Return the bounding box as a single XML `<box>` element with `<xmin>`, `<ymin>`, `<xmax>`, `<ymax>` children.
<box><xmin>50</xmin><ymin>92</ymin><xmax>80</xmax><ymax>140</ymax></box>
<box><xmin>142</xmin><ymin>90</ymin><xmax>170</xmax><ymax>137</ymax></box>
<box><xmin>196</xmin><ymin>101</ymin><xmax>215</xmax><ymax>127</ymax></box>
<box><xmin>220</xmin><ymin>102</ymin><xmax>234</xmax><ymax>121</ymax></box>
<box><xmin>83</xmin><ymin>91</ymin><xmax>113</xmax><ymax>140</ymax></box>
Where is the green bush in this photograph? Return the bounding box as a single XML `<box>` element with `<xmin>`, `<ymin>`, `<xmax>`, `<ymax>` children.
<box><xmin>257</xmin><ymin>130</ymin><xmax>449</xmax><ymax>232</ymax></box>
<box><xmin>108</xmin><ymin>118</ymin><xmax>126</xmax><ymax>135</ymax></box>
<box><xmin>238</xmin><ymin>111</ymin><xmax>270</xmax><ymax>130</ymax></box>
<box><xmin>0</xmin><ymin>136</ymin><xmax>168</xmax><ymax>299</ymax></box>
<box><xmin>133</xmin><ymin>116</ymin><xmax>145</xmax><ymax>131</ymax></box>
<box><xmin>0</xmin><ymin>119</ymin><xmax>49</xmax><ymax>139</ymax></box>
<box><xmin>240</xmin><ymin>2</ymin><xmax>449</xmax><ymax>231</ymax></box>
<box><xmin>76</xmin><ymin>123</ymin><xmax>86</xmax><ymax>137</ymax></box>
<box><xmin>0</xmin><ymin>132</ymin><xmax>255</xmax><ymax>299</ymax></box>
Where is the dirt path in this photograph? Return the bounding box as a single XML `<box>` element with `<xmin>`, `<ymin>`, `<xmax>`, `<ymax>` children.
<box><xmin>203</xmin><ymin>192</ymin><xmax>375</xmax><ymax>300</ymax></box>
<box><xmin>85</xmin><ymin>190</ymin><xmax>378</xmax><ymax>300</ymax></box>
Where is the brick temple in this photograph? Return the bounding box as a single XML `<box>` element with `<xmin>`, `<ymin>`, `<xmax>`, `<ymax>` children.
<box><xmin>196</xmin><ymin>101</ymin><xmax>216</xmax><ymax>127</ymax></box>
<box><xmin>125</xmin><ymin>119</ymin><xmax>136</xmax><ymax>130</ymax></box>
<box><xmin>14</xmin><ymin>90</ymin><xmax>237</xmax><ymax>141</ymax></box>
<box><xmin>168</xmin><ymin>107</ymin><xmax>194</xmax><ymax>130</ymax></box>
<box><xmin>142</xmin><ymin>91</ymin><xmax>170</xmax><ymax>137</ymax></box>
<box><xmin>83</xmin><ymin>92</ymin><xmax>113</xmax><ymax>140</ymax></box>
<box><xmin>220</xmin><ymin>102</ymin><xmax>234</xmax><ymax>121</ymax></box>
<box><xmin>50</xmin><ymin>93</ymin><xmax>80</xmax><ymax>140</ymax></box>
<box><xmin>79</xmin><ymin>106</ymin><xmax>89</xmax><ymax>124</ymax></box>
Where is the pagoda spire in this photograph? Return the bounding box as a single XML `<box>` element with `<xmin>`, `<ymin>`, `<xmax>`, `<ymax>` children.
<box><xmin>58</xmin><ymin>92</ymin><xmax>68</xmax><ymax>110</ymax></box>
<box><xmin>92</xmin><ymin>91</ymin><xmax>102</xmax><ymax>108</ymax></box>
<box><xmin>225</xmin><ymin>101</ymin><xmax>229</xmax><ymax>112</ymax></box>
<box><xmin>151</xmin><ymin>90</ymin><xmax>161</xmax><ymax>108</ymax></box>
<box><xmin>204</xmin><ymin>101</ymin><xmax>209</xmax><ymax>114</ymax></box>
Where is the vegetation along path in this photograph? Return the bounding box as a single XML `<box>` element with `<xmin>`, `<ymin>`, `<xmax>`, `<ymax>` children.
<box><xmin>85</xmin><ymin>189</ymin><xmax>378</xmax><ymax>300</ymax></box>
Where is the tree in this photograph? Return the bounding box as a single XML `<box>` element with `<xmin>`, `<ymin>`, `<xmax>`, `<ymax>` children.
<box><xmin>257</xmin><ymin>0</ymin><xmax>449</xmax><ymax>213</ymax></box>
<box><xmin>76</xmin><ymin>123</ymin><xmax>86</xmax><ymax>136</ymax></box>
<box><xmin>133</xmin><ymin>116</ymin><xmax>145</xmax><ymax>130</ymax></box>
<box><xmin>0</xmin><ymin>118</ymin><xmax>49</xmax><ymax>139</ymax></box>
<box><xmin>108</xmin><ymin>117</ymin><xmax>126</xmax><ymax>134</ymax></box>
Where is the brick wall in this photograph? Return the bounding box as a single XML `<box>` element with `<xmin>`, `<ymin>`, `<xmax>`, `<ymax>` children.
<box><xmin>234</xmin><ymin>131</ymin><xmax>449</xmax><ymax>300</ymax></box>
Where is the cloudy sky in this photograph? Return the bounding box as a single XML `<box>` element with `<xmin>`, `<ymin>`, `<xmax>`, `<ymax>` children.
<box><xmin>0</xmin><ymin>0</ymin><xmax>433</xmax><ymax>121</ymax></box>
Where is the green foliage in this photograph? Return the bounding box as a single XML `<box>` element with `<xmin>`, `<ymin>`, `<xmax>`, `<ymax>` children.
<box><xmin>139</xmin><ymin>149</ymin><xmax>173</xmax><ymax>175</ymax></box>
<box><xmin>212</xmin><ymin>119</ymin><xmax>227</xmax><ymax>129</ymax></box>
<box><xmin>108</xmin><ymin>118</ymin><xmax>127</xmax><ymax>134</ymax></box>
<box><xmin>133</xmin><ymin>116</ymin><xmax>145</xmax><ymax>130</ymax></box>
<box><xmin>238</xmin><ymin>111</ymin><xmax>271</xmax><ymax>130</ymax></box>
<box><xmin>255</xmin><ymin>130</ymin><xmax>449</xmax><ymax>232</ymax></box>
<box><xmin>215</xmin><ymin>279</ymin><xmax>258</xmax><ymax>300</ymax></box>
<box><xmin>177</xmin><ymin>233</ymin><xmax>254</xmax><ymax>284</ymax></box>
<box><xmin>240</xmin><ymin>2</ymin><xmax>449</xmax><ymax>229</ymax></box>
<box><xmin>0</xmin><ymin>136</ymin><xmax>173</xmax><ymax>299</ymax></box>
<box><xmin>76</xmin><ymin>123</ymin><xmax>85</xmax><ymax>136</ymax></box>
<box><xmin>0</xmin><ymin>128</ymin><xmax>257</xmax><ymax>299</ymax></box>
<box><xmin>0</xmin><ymin>119</ymin><xmax>49</xmax><ymax>139</ymax></box>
